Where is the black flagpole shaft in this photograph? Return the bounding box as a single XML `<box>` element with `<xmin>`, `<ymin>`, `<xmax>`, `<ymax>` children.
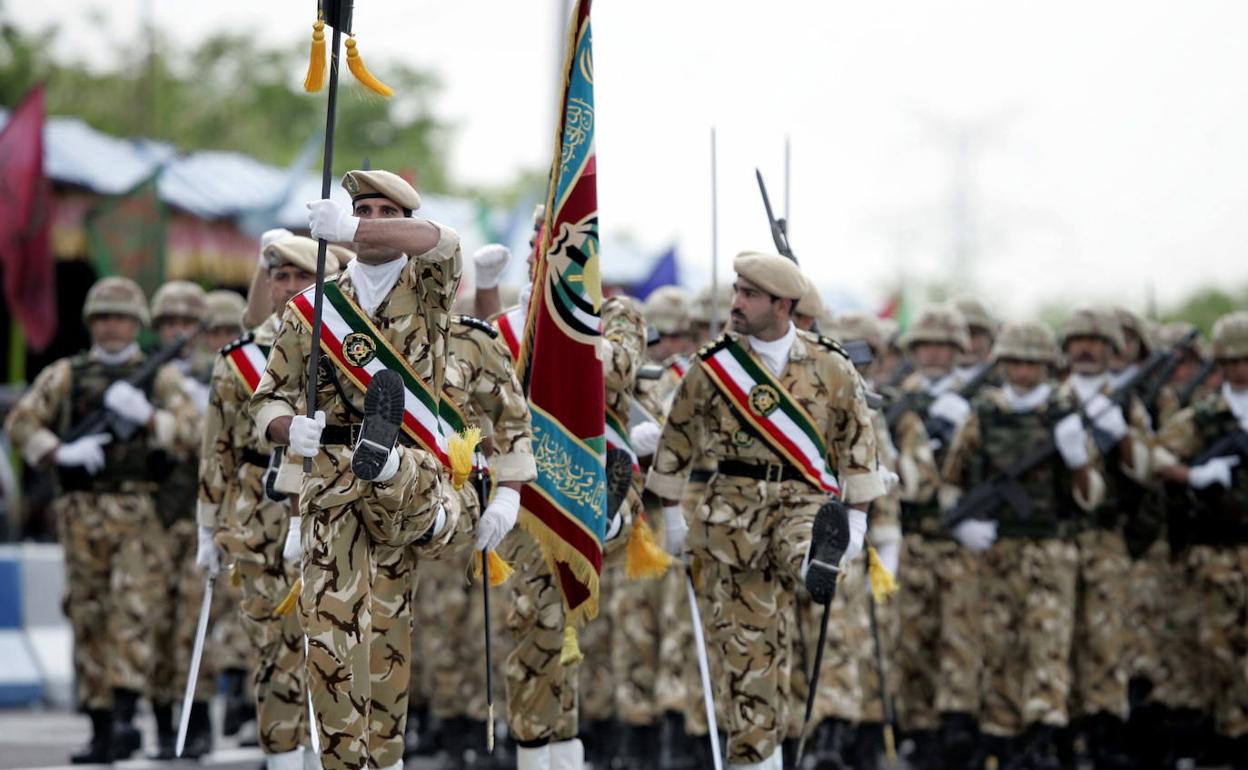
<box><xmin>476</xmin><ymin>464</ymin><xmax>496</xmax><ymax>752</ymax></box>
<box><xmin>303</xmin><ymin>21</ymin><xmax>342</xmax><ymax>472</ymax></box>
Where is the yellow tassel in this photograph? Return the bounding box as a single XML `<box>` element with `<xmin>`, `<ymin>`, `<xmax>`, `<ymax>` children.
<box><xmin>472</xmin><ymin>550</ymin><xmax>515</xmax><ymax>587</ymax></box>
<box><xmin>344</xmin><ymin>37</ymin><xmax>394</xmax><ymax>98</ymax></box>
<box><xmin>625</xmin><ymin>513</ymin><xmax>672</xmax><ymax>581</ymax></box>
<box><xmin>560</xmin><ymin>624</ymin><xmax>584</xmax><ymax>667</ymax></box>
<box><xmin>303</xmin><ymin>20</ymin><xmax>327</xmax><ymax>93</ymax></box>
<box><xmin>275</xmin><ymin>578</ymin><xmax>302</xmax><ymax>617</ymax></box>
<box><xmin>448</xmin><ymin>427</ymin><xmax>482</xmax><ymax>491</ymax></box>
<box><xmin>867</xmin><ymin>545</ymin><xmax>898</xmax><ymax>603</ymax></box>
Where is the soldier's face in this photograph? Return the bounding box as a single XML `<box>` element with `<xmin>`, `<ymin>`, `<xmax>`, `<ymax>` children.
<box><xmin>913</xmin><ymin>342</ymin><xmax>957</xmax><ymax>377</ymax></box>
<box><xmin>1065</xmin><ymin>336</ymin><xmax>1110</xmax><ymax>375</ymax></box>
<box><xmin>270</xmin><ymin>264</ymin><xmax>317</xmax><ymax>308</ymax></box>
<box><xmin>730</xmin><ymin>279</ymin><xmax>787</xmax><ymax>336</ymax></box>
<box><xmin>1221</xmin><ymin>358</ymin><xmax>1248</xmax><ymax>388</ymax></box>
<box><xmin>794</xmin><ymin>312</ymin><xmax>817</xmax><ymax>332</ymax></box>
<box><xmin>1003</xmin><ymin>360</ymin><xmax>1048</xmax><ymax>391</ymax></box>
<box><xmin>156</xmin><ymin>316</ymin><xmax>200</xmax><ymax>351</ymax></box>
<box><xmin>353</xmin><ymin>198</ymin><xmax>406</xmax><ymax>264</ymax></box>
<box><xmin>968</xmin><ymin>329</ymin><xmax>993</xmax><ymax>362</ymax></box>
<box><xmin>89</xmin><ymin>314</ymin><xmax>140</xmax><ymax>352</ymax></box>
<box><xmin>203</xmin><ymin>326</ymin><xmax>238</xmax><ymax>353</ymax></box>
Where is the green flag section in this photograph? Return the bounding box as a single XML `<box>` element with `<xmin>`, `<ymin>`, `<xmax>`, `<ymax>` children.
<box><xmin>84</xmin><ymin>175</ymin><xmax>167</xmax><ymax>298</ymax></box>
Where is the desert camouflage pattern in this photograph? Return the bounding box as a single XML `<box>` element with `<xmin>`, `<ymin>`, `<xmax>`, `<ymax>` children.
<box><xmin>787</xmin><ymin>566</ymin><xmax>869</xmax><ymax>736</ymax></box>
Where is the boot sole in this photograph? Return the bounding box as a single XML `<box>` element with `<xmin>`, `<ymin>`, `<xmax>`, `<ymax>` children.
<box><xmin>352</xmin><ymin>370</ymin><xmax>405</xmax><ymax>481</ymax></box>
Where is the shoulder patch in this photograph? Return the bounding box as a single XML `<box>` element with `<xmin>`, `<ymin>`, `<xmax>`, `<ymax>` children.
<box><xmin>816</xmin><ymin>334</ymin><xmax>850</xmax><ymax>359</ymax></box>
<box><xmin>456</xmin><ymin>315</ymin><xmax>500</xmax><ymax>338</ymax></box>
<box><xmin>696</xmin><ymin>332</ymin><xmax>733</xmax><ymax>360</ymax></box>
<box><xmin>219</xmin><ymin>331</ymin><xmax>256</xmax><ymax>357</ymax></box>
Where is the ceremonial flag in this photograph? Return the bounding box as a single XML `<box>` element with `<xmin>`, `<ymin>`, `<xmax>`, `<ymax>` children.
<box><xmin>0</xmin><ymin>86</ymin><xmax>57</xmax><ymax>351</ymax></box>
<box><xmin>516</xmin><ymin>0</ymin><xmax>606</xmax><ymax>628</ymax></box>
<box><xmin>631</xmin><ymin>245</ymin><xmax>679</xmax><ymax>300</ymax></box>
<box><xmin>85</xmin><ymin>174</ymin><xmax>168</xmax><ymax>299</ymax></box>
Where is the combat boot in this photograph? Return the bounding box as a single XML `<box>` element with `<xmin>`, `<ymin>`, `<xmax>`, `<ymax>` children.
<box><xmin>352</xmin><ymin>369</ymin><xmax>404</xmax><ymax>481</ymax></box>
<box><xmin>939</xmin><ymin>711</ymin><xmax>981</xmax><ymax>770</ymax></box>
<box><xmin>1012</xmin><ymin>724</ymin><xmax>1062</xmax><ymax>770</ymax></box>
<box><xmin>146</xmin><ymin>700</ymin><xmax>176</xmax><ymax>760</ymax></box>
<box><xmin>407</xmin><ymin>705</ymin><xmax>441</xmax><ymax>757</ymax></box>
<box><xmin>904</xmin><ymin>729</ymin><xmax>939</xmax><ymax>770</ymax></box>
<box><xmin>180</xmin><ymin>700</ymin><xmax>214</xmax><ymax>759</ymax></box>
<box><xmin>805</xmin><ymin>718</ymin><xmax>849</xmax><ymax>770</ymax></box>
<box><xmin>850</xmin><ymin>721</ymin><xmax>882</xmax><ymax>770</ymax></box>
<box><xmin>221</xmin><ymin>666</ymin><xmax>255</xmax><ymax>737</ymax></box>
<box><xmin>1087</xmin><ymin>713</ymin><xmax>1133</xmax><ymax>770</ymax></box>
<box><xmin>110</xmin><ymin>687</ymin><xmax>142</xmax><ymax>760</ymax></box>
<box><xmin>657</xmin><ymin>711</ymin><xmax>697</xmax><ymax>770</ymax></box>
<box><xmin>70</xmin><ymin>709</ymin><xmax>114</xmax><ymax>764</ymax></box>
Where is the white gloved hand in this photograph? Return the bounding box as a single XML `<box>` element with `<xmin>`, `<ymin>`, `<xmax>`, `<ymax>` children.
<box><xmin>1085</xmin><ymin>394</ymin><xmax>1129</xmax><ymax>443</ymax></box>
<box><xmin>1054</xmin><ymin>413</ymin><xmax>1091</xmax><ymax>469</ymax></box>
<box><xmin>604</xmin><ymin>510</ymin><xmax>624</xmax><ymax>541</ymax></box>
<box><xmin>952</xmin><ymin>518</ymin><xmax>998</xmax><ymax>552</ymax></box>
<box><xmin>475</xmin><ymin>486</ymin><xmax>521</xmax><ymax>552</ymax></box>
<box><xmin>283</xmin><ymin>517</ymin><xmax>303</xmax><ymax>563</ymax></box>
<box><xmin>473</xmin><ymin>244</ymin><xmax>512</xmax><ymax>290</ymax></box>
<box><xmin>54</xmin><ymin>433</ymin><xmax>112</xmax><ymax>474</ymax></box>
<box><xmin>928</xmin><ymin>392</ymin><xmax>972</xmax><ymax>428</ymax></box>
<box><xmin>260</xmin><ymin>227</ymin><xmax>294</xmax><ymax>250</ymax></box>
<box><xmin>880</xmin><ymin>468</ymin><xmax>901</xmax><ymax>494</ymax></box>
<box><xmin>195</xmin><ymin>526</ymin><xmax>220</xmax><ymax>576</ymax></box>
<box><xmin>306</xmin><ymin>199</ymin><xmax>360</xmax><ymax>243</ymax></box>
<box><xmin>1188</xmin><ymin>456</ymin><xmax>1241</xmax><ymax>490</ymax></box>
<box><xmin>842</xmin><ymin>508</ymin><xmax>868</xmax><ymax>567</ymax></box>
<box><xmin>874</xmin><ymin>538</ymin><xmax>901</xmax><ymax>577</ymax></box>
<box><xmin>103</xmin><ymin>381</ymin><xmax>154</xmax><ymax>425</ymax></box>
<box><xmin>289</xmin><ymin>411</ymin><xmax>325</xmax><ymax>458</ymax></box>
<box><xmin>662</xmin><ymin>504</ymin><xmax>688</xmax><ymax>556</ymax></box>
<box><xmin>629</xmin><ymin>421</ymin><xmax>662</xmax><ymax>458</ymax></box>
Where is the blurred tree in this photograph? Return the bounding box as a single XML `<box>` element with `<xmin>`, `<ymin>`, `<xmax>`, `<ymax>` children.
<box><xmin>0</xmin><ymin>15</ymin><xmax>450</xmax><ymax>189</ymax></box>
<box><xmin>1161</xmin><ymin>287</ymin><xmax>1246</xmax><ymax>336</ymax></box>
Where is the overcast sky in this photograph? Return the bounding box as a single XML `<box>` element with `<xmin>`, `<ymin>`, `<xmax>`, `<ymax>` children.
<box><xmin>8</xmin><ymin>0</ymin><xmax>1248</xmax><ymax>318</ymax></box>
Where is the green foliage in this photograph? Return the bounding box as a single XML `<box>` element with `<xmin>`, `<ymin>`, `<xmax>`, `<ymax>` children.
<box><xmin>1160</xmin><ymin>287</ymin><xmax>1247</xmax><ymax>336</ymax></box>
<box><xmin>0</xmin><ymin>17</ymin><xmax>450</xmax><ymax>189</ymax></box>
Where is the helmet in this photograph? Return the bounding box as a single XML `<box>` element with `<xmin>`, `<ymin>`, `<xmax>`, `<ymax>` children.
<box><xmin>691</xmin><ymin>284</ymin><xmax>733</xmax><ymax>326</ymax></box>
<box><xmin>151</xmin><ymin>280</ymin><xmax>208</xmax><ymax>323</ymax></box>
<box><xmin>205</xmin><ymin>290</ymin><xmax>246</xmax><ymax>332</ymax></box>
<box><xmin>877</xmin><ymin>317</ymin><xmax>900</xmax><ymax>349</ymax></box>
<box><xmin>83</xmin><ymin>276</ymin><xmax>149</xmax><ymax>326</ymax></box>
<box><xmin>901</xmin><ymin>304</ymin><xmax>969</xmax><ymax>351</ymax></box>
<box><xmin>1156</xmin><ymin>321</ymin><xmax>1200</xmax><ymax>354</ymax></box>
<box><xmin>993</xmin><ymin>321</ymin><xmax>1059</xmax><ymax>365</ymax></box>
<box><xmin>1059</xmin><ymin>306</ymin><xmax>1124</xmax><ymax>353</ymax></box>
<box><xmin>642</xmin><ymin>286</ymin><xmax>692</xmax><ymax>335</ymax></box>
<box><xmin>1212</xmin><ymin>311</ymin><xmax>1248</xmax><ymax>360</ymax></box>
<box><xmin>830</xmin><ymin>311</ymin><xmax>884</xmax><ymax>353</ymax></box>
<box><xmin>953</xmin><ymin>296</ymin><xmax>998</xmax><ymax>337</ymax></box>
<box><xmin>1113</xmin><ymin>306</ymin><xmax>1154</xmax><ymax>357</ymax></box>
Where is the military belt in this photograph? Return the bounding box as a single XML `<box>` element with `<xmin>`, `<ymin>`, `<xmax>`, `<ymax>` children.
<box><xmin>240</xmin><ymin>448</ymin><xmax>269</xmax><ymax>468</ymax></box>
<box><xmin>690</xmin><ymin>470</ymin><xmax>714</xmax><ymax>484</ymax></box>
<box><xmin>320</xmin><ymin>424</ymin><xmax>415</xmax><ymax>448</ymax></box>
<box><xmin>717</xmin><ymin>459</ymin><xmax>804</xmax><ymax>484</ymax></box>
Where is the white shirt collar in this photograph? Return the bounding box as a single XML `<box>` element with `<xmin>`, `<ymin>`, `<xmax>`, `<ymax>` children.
<box><xmin>923</xmin><ymin>372</ymin><xmax>959</xmax><ymax>397</ymax></box>
<box><xmin>347</xmin><ymin>255</ymin><xmax>409</xmax><ymax>317</ymax></box>
<box><xmin>90</xmin><ymin>343</ymin><xmax>139</xmax><ymax>366</ymax></box>
<box><xmin>1004</xmin><ymin>382</ymin><xmax>1053</xmax><ymax>413</ymax></box>
<box><xmin>748</xmin><ymin>322</ymin><xmax>797</xmax><ymax>377</ymax></box>
<box><xmin>1069</xmin><ymin>372</ymin><xmax>1109</xmax><ymax>405</ymax></box>
<box><xmin>1222</xmin><ymin>382</ymin><xmax>1248</xmax><ymax>427</ymax></box>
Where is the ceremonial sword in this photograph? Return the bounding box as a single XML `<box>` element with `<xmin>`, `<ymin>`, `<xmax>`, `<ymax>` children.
<box><xmin>176</xmin><ymin>575</ymin><xmax>214</xmax><ymax>758</ymax></box>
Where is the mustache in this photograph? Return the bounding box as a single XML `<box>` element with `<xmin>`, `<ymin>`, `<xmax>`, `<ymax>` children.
<box><xmin>1072</xmin><ymin>353</ymin><xmax>1099</xmax><ymax>362</ymax></box>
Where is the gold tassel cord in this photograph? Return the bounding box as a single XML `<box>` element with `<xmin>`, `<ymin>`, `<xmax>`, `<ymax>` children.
<box><xmin>625</xmin><ymin>512</ymin><xmax>672</xmax><ymax>581</ymax></box>
<box><xmin>303</xmin><ymin>20</ymin><xmax>327</xmax><ymax>93</ymax></box>
<box><xmin>344</xmin><ymin>37</ymin><xmax>394</xmax><ymax>98</ymax></box>
<box><xmin>473</xmin><ymin>550</ymin><xmax>515</xmax><ymax>587</ymax></box>
<box><xmin>559</xmin><ymin>624</ymin><xmax>584</xmax><ymax>667</ymax></box>
<box><xmin>867</xmin><ymin>545</ymin><xmax>898</xmax><ymax>603</ymax></box>
<box><xmin>448</xmin><ymin>427</ymin><xmax>482</xmax><ymax>491</ymax></box>
<box><xmin>275</xmin><ymin>578</ymin><xmax>302</xmax><ymax>617</ymax></box>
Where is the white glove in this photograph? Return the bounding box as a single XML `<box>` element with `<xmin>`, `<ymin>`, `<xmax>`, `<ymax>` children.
<box><xmin>53</xmin><ymin>433</ymin><xmax>112</xmax><ymax>474</ymax></box>
<box><xmin>1053</xmin><ymin>413</ymin><xmax>1091</xmax><ymax>469</ymax></box>
<box><xmin>260</xmin><ymin>227</ymin><xmax>294</xmax><ymax>250</ymax></box>
<box><xmin>880</xmin><ymin>468</ymin><xmax>901</xmax><ymax>494</ymax></box>
<box><xmin>662</xmin><ymin>504</ymin><xmax>688</xmax><ymax>556</ymax></box>
<box><xmin>475</xmin><ymin>486</ymin><xmax>521</xmax><ymax>552</ymax></box>
<box><xmin>1085</xmin><ymin>394</ymin><xmax>1129</xmax><ymax>443</ymax></box>
<box><xmin>289</xmin><ymin>411</ymin><xmax>325</xmax><ymax>458</ymax></box>
<box><xmin>103</xmin><ymin>381</ymin><xmax>154</xmax><ymax>425</ymax></box>
<box><xmin>306</xmin><ymin>199</ymin><xmax>360</xmax><ymax>243</ymax></box>
<box><xmin>473</xmin><ymin>244</ymin><xmax>512</xmax><ymax>290</ymax></box>
<box><xmin>629</xmin><ymin>421</ymin><xmax>662</xmax><ymax>458</ymax></box>
<box><xmin>605</xmin><ymin>511</ymin><xmax>624</xmax><ymax>541</ymax></box>
<box><xmin>195</xmin><ymin>526</ymin><xmax>220</xmax><ymax>576</ymax></box>
<box><xmin>842</xmin><ymin>508</ymin><xmax>868</xmax><ymax>567</ymax></box>
<box><xmin>952</xmin><ymin>518</ymin><xmax>998</xmax><ymax>552</ymax></box>
<box><xmin>1188</xmin><ymin>456</ymin><xmax>1240</xmax><ymax>490</ymax></box>
<box><xmin>928</xmin><ymin>392</ymin><xmax>972</xmax><ymax>428</ymax></box>
<box><xmin>874</xmin><ymin>538</ymin><xmax>901</xmax><ymax>577</ymax></box>
<box><xmin>283</xmin><ymin>517</ymin><xmax>303</xmax><ymax>563</ymax></box>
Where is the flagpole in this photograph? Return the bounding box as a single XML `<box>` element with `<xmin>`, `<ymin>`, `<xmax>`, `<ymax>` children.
<box><xmin>784</xmin><ymin>135</ymin><xmax>791</xmax><ymax>228</ymax></box>
<box><xmin>709</xmin><ymin>126</ymin><xmax>720</xmax><ymax>337</ymax></box>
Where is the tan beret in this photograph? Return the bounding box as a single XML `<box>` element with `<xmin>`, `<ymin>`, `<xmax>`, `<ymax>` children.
<box><xmin>795</xmin><ymin>276</ymin><xmax>824</xmax><ymax>318</ymax></box>
<box><xmin>341</xmin><ymin>169</ymin><xmax>422</xmax><ymax>213</ymax></box>
<box><xmin>732</xmin><ymin>252</ymin><xmax>804</xmax><ymax>301</ymax></box>
<box><xmin>264</xmin><ymin>235</ymin><xmax>347</xmax><ymax>275</ymax></box>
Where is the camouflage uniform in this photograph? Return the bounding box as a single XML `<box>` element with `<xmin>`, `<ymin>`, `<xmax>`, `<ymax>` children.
<box><xmin>646</xmin><ymin>324</ymin><xmax>884</xmax><ymax>765</ymax></box>
<box><xmin>250</xmin><ymin>220</ymin><xmax>464</xmax><ymax>770</ymax></box>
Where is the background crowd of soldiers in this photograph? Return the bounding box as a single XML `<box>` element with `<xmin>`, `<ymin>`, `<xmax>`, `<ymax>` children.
<box><xmin>3</xmin><ymin>170</ymin><xmax>1248</xmax><ymax>770</ymax></box>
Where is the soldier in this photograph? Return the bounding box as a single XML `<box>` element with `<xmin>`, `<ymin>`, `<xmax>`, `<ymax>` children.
<box><xmin>204</xmin><ymin>289</ymin><xmax>248</xmax><ymax>353</ymax></box>
<box><xmin>940</xmin><ymin>321</ymin><xmax>1106</xmax><ymax>769</ymax></box>
<box><xmin>199</xmin><ymin>235</ymin><xmax>346</xmax><ymax>768</ymax></box>
<box><xmin>1056</xmin><ymin>307</ymin><xmax>1153</xmax><ymax>769</ymax></box>
<box><xmin>646</xmin><ymin>251</ymin><xmax>885</xmax><ymax>768</ymax></box>
<box><xmin>952</xmin><ymin>296</ymin><xmax>999</xmax><ymax>391</ymax></box>
<box><xmin>690</xmin><ymin>284</ymin><xmax>733</xmax><ymax>348</ymax></box>
<box><xmin>1152</xmin><ymin>310</ymin><xmax>1248</xmax><ymax>770</ymax></box>
<box><xmin>794</xmin><ymin>277</ymin><xmax>824</xmax><ymax>332</ymax></box>
<box><xmin>4</xmin><ymin>276</ymin><xmax>199</xmax><ymax>763</ymax></box>
<box><xmin>638</xmin><ymin>286</ymin><xmax>695</xmax><ymax>426</ymax></box>
<box><xmin>250</xmin><ymin>169</ymin><xmax>466</xmax><ymax>770</ymax></box>
<box><xmin>144</xmin><ymin>280</ymin><xmax>217</xmax><ymax>758</ymax></box>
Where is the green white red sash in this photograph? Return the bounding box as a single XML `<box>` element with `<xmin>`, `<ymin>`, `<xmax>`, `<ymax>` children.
<box><xmin>222</xmin><ymin>337</ymin><xmax>270</xmax><ymax>396</ymax></box>
<box><xmin>668</xmin><ymin>357</ymin><xmax>687</xmax><ymax>379</ymax></box>
<box><xmin>700</xmin><ymin>339</ymin><xmax>841</xmax><ymax>495</ymax></box>
<box><xmin>289</xmin><ymin>282</ymin><xmax>469</xmax><ymax>468</ymax></box>
<box><xmin>495</xmin><ymin>306</ymin><xmax>525</xmax><ymax>361</ymax></box>
<box><xmin>604</xmin><ymin>408</ymin><xmax>639</xmax><ymax>473</ymax></box>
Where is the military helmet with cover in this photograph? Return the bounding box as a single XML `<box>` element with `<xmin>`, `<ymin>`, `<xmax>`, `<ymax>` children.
<box><xmin>901</xmin><ymin>304</ymin><xmax>969</xmax><ymax>352</ymax></box>
<box><xmin>1059</xmin><ymin>306</ymin><xmax>1124</xmax><ymax>353</ymax></box>
<box><xmin>1212</xmin><ymin>311</ymin><xmax>1248</xmax><ymax>360</ymax></box>
<box><xmin>83</xmin><ymin>276</ymin><xmax>150</xmax><ymax>326</ymax></box>
<box><xmin>993</xmin><ymin>321</ymin><xmax>1059</xmax><ymax>365</ymax></box>
<box><xmin>151</xmin><ymin>280</ymin><xmax>208</xmax><ymax>324</ymax></box>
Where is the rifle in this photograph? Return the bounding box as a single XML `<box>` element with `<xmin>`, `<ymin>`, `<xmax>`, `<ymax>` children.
<box><xmin>1139</xmin><ymin>330</ymin><xmax>1200</xmax><ymax>413</ymax></box>
<box><xmin>885</xmin><ymin>358</ymin><xmax>914</xmax><ymax>390</ymax></box>
<box><xmin>1086</xmin><ymin>328</ymin><xmax>1199</xmax><ymax>454</ymax></box>
<box><xmin>1185</xmin><ymin>429</ymin><xmax>1248</xmax><ymax>536</ymax></box>
<box><xmin>1177</xmin><ymin>358</ymin><xmax>1216</xmax><ymax>408</ymax></box>
<box><xmin>923</xmin><ymin>363</ymin><xmax>1000</xmax><ymax>447</ymax></box>
<box><xmin>755</xmin><ymin>169</ymin><xmax>796</xmax><ymax>262</ymax></box>
<box><xmin>63</xmin><ymin>327</ymin><xmax>202</xmax><ymax>444</ymax></box>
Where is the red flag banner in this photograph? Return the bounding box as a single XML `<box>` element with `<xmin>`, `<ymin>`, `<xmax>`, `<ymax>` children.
<box><xmin>0</xmin><ymin>86</ymin><xmax>57</xmax><ymax>351</ymax></box>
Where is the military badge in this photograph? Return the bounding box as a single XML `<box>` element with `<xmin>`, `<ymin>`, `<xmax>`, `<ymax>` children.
<box><xmin>344</xmin><ymin>174</ymin><xmax>359</xmax><ymax>195</ymax></box>
<box><xmin>748</xmin><ymin>383</ymin><xmax>781</xmax><ymax>417</ymax></box>
<box><xmin>342</xmin><ymin>332</ymin><xmax>377</xmax><ymax>367</ymax></box>
<box><xmin>732</xmin><ymin>428</ymin><xmax>754</xmax><ymax>447</ymax></box>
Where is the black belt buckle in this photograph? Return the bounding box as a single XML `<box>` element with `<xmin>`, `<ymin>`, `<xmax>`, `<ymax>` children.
<box><xmin>765</xmin><ymin>462</ymin><xmax>786</xmax><ymax>484</ymax></box>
